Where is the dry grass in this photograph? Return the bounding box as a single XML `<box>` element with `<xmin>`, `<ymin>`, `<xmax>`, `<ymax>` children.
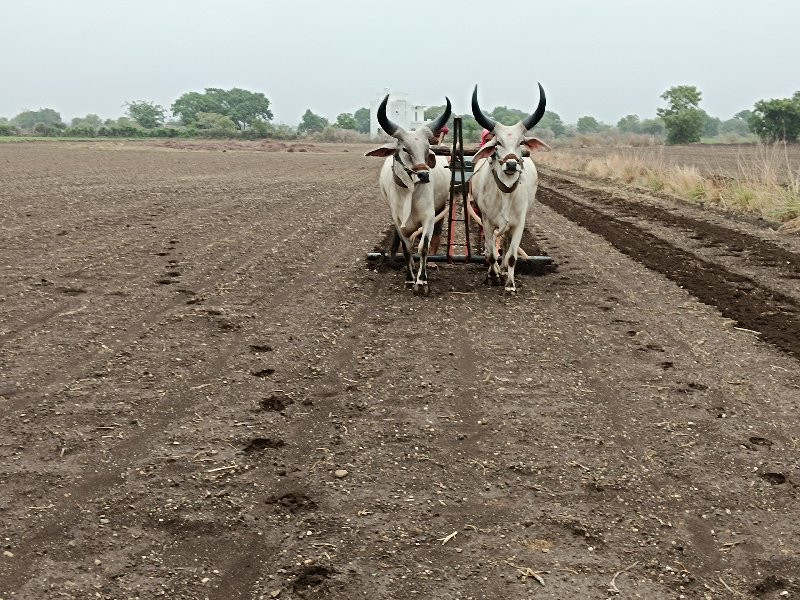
<box><xmin>554</xmin><ymin>131</ymin><xmax>661</xmax><ymax>148</ymax></box>
<box><xmin>537</xmin><ymin>143</ymin><xmax>800</xmax><ymax>228</ymax></box>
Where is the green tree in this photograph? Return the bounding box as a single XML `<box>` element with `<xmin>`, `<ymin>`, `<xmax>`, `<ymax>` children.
<box><xmin>539</xmin><ymin>111</ymin><xmax>566</xmax><ymax>137</ymax></box>
<box><xmin>71</xmin><ymin>114</ymin><xmax>102</xmax><ymax>129</ymax></box>
<box><xmin>659</xmin><ymin>85</ymin><xmax>702</xmax><ymax>113</ymax></box>
<box><xmin>664</xmin><ymin>110</ymin><xmax>705</xmax><ymax>144</ymax></box>
<box><xmin>702</xmin><ymin>111</ymin><xmax>721</xmax><ymax>137</ymax></box>
<box><xmin>64</xmin><ymin>125</ymin><xmax>97</xmax><ymax>137</ymax></box>
<box><xmin>657</xmin><ymin>85</ymin><xmax>705</xmax><ymax>144</ymax></box>
<box><xmin>617</xmin><ymin>114</ymin><xmax>641</xmax><ymax>133</ymax></box>
<box><xmin>719</xmin><ymin>117</ymin><xmax>751</xmax><ymax>136</ymax></box>
<box><xmin>639</xmin><ymin>118</ymin><xmax>666</xmax><ymax>137</ymax></box>
<box><xmin>424</xmin><ymin>105</ymin><xmax>446</xmax><ymax>121</ymax></box>
<box><xmin>576</xmin><ymin>115</ymin><xmax>602</xmax><ymax>134</ymax></box>
<box><xmin>126</xmin><ymin>101</ymin><xmax>166</xmax><ymax>129</ymax></box>
<box><xmin>194</xmin><ymin>112</ymin><xmax>237</xmax><ymax>131</ymax></box>
<box><xmin>335</xmin><ymin>112</ymin><xmax>358</xmax><ymax>130</ymax></box>
<box><xmin>171</xmin><ymin>88</ymin><xmax>273</xmax><ymax>130</ymax></box>
<box><xmin>353</xmin><ymin>107</ymin><xmax>370</xmax><ymax>134</ymax></box>
<box><xmin>248</xmin><ymin>119</ymin><xmax>297</xmax><ymax>140</ymax></box>
<box><xmin>170</xmin><ymin>91</ymin><xmax>213</xmax><ymax>125</ymax></box>
<box><xmin>490</xmin><ymin>106</ymin><xmax>527</xmax><ymax>126</ymax></box>
<box><xmin>297</xmin><ymin>109</ymin><xmax>329</xmax><ymax>134</ymax></box>
<box><xmin>460</xmin><ymin>115</ymin><xmax>481</xmax><ymax>143</ymax></box>
<box><xmin>748</xmin><ymin>92</ymin><xmax>800</xmax><ymax>141</ymax></box>
<box><xmin>0</xmin><ymin>122</ymin><xmax>18</xmax><ymax>136</ymax></box>
<box><xmin>32</xmin><ymin>122</ymin><xmax>65</xmax><ymax>136</ymax></box>
<box><xmin>11</xmin><ymin>108</ymin><xmax>63</xmax><ymax>130</ymax></box>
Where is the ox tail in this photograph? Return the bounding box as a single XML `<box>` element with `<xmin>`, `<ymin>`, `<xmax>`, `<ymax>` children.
<box><xmin>410</xmin><ymin>208</ymin><xmax>447</xmax><ymax>244</ymax></box>
<box><xmin>467</xmin><ymin>201</ymin><xmax>482</xmax><ymax>227</ymax></box>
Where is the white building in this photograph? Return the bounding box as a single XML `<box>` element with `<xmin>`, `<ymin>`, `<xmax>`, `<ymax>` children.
<box><xmin>369</xmin><ymin>89</ymin><xmax>427</xmax><ymax>139</ymax></box>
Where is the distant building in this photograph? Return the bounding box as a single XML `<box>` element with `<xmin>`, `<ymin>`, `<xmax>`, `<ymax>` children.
<box><xmin>370</xmin><ymin>89</ymin><xmax>427</xmax><ymax>139</ymax></box>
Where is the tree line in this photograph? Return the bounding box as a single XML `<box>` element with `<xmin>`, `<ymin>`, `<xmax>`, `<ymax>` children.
<box><xmin>1</xmin><ymin>85</ymin><xmax>799</xmax><ymax>144</ymax></box>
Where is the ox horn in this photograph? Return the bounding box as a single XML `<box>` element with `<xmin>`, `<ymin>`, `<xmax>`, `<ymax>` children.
<box><xmin>428</xmin><ymin>97</ymin><xmax>452</xmax><ymax>134</ymax></box>
<box><xmin>377</xmin><ymin>94</ymin><xmax>400</xmax><ymax>137</ymax></box>
<box><xmin>521</xmin><ymin>82</ymin><xmax>547</xmax><ymax>131</ymax></box>
<box><xmin>471</xmin><ymin>85</ymin><xmax>498</xmax><ymax>133</ymax></box>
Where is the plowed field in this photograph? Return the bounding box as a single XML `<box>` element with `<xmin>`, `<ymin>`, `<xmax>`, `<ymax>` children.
<box><xmin>1</xmin><ymin>142</ymin><xmax>799</xmax><ymax>599</ymax></box>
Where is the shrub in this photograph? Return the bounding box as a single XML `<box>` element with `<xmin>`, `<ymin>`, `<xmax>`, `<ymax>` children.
<box><xmin>32</xmin><ymin>122</ymin><xmax>65</xmax><ymax>137</ymax></box>
<box><xmin>243</xmin><ymin>120</ymin><xmax>297</xmax><ymax>140</ymax></box>
<box><xmin>310</xmin><ymin>126</ymin><xmax>371</xmax><ymax>143</ymax></box>
<box><xmin>64</xmin><ymin>125</ymin><xmax>97</xmax><ymax>137</ymax></box>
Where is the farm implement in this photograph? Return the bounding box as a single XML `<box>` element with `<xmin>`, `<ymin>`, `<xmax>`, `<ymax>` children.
<box><xmin>366</xmin><ymin>116</ymin><xmax>553</xmax><ymax>268</ymax></box>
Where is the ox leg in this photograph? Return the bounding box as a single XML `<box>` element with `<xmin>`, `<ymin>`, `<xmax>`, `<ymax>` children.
<box><xmin>413</xmin><ymin>220</ymin><xmax>435</xmax><ymax>295</ymax></box>
<box><xmin>483</xmin><ymin>220</ymin><xmax>501</xmax><ymax>286</ymax></box>
<box><xmin>502</xmin><ymin>225</ymin><xmax>525</xmax><ymax>293</ymax></box>
<box><xmin>395</xmin><ymin>228</ymin><xmax>415</xmax><ymax>286</ymax></box>
<box><xmin>390</xmin><ymin>231</ymin><xmax>401</xmax><ymax>261</ymax></box>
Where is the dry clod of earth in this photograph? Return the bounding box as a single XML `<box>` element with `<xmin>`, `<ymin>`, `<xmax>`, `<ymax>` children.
<box><xmin>1</xmin><ymin>142</ymin><xmax>799</xmax><ymax>599</ymax></box>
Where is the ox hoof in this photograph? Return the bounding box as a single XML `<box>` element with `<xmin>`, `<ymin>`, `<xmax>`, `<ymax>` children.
<box><xmin>504</xmin><ymin>286</ymin><xmax>517</xmax><ymax>295</ymax></box>
<box><xmin>413</xmin><ymin>282</ymin><xmax>430</xmax><ymax>296</ymax></box>
<box><xmin>487</xmin><ymin>275</ymin><xmax>502</xmax><ymax>287</ymax></box>
<box><xmin>404</xmin><ymin>280</ymin><xmax>415</xmax><ymax>288</ymax></box>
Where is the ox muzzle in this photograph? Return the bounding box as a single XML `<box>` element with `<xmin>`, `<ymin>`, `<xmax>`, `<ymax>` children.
<box><xmin>412</xmin><ymin>163</ymin><xmax>430</xmax><ymax>184</ymax></box>
<box><xmin>500</xmin><ymin>154</ymin><xmax>521</xmax><ymax>174</ymax></box>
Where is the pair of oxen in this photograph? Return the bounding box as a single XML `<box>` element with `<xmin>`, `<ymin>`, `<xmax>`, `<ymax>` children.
<box><xmin>366</xmin><ymin>84</ymin><xmax>550</xmax><ymax>294</ymax></box>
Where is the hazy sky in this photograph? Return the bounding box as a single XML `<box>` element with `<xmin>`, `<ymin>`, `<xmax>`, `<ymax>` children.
<box><xmin>2</xmin><ymin>0</ymin><xmax>798</xmax><ymax>126</ymax></box>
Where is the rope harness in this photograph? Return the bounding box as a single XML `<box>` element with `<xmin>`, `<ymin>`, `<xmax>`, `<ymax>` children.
<box><xmin>490</xmin><ymin>151</ymin><xmax>523</xmax><ymax>194</ymax></box>
<box><xmin>392</xmin><ymin>151</ymin><xmax>416</xmax><ymax>189</ymax></box>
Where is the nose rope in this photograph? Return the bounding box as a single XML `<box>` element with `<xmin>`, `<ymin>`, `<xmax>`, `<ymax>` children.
<box><xmin>392</xmin><ymin>151</ymin><xmax>428</xmax><ymax>189</ymax></box>
<box><xmin>499</xmin><ymin>153</ymin><xmax>521</xmax><ymax>164</ymax></box>
<box><xmin>490</xmin><ymin>151</ymin><xmax>523</xmax><ymax>193</ymax></box>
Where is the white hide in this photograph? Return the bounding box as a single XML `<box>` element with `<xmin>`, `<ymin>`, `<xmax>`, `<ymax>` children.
<box><xmin>470</xmin><ymin>152</ymin><xmax>540</xmax><ymax>291</ymax></box>
<box><xmin>378</xmin><ymin>155</ymin><xmax>448</xmax><ymax>239</ymax></box>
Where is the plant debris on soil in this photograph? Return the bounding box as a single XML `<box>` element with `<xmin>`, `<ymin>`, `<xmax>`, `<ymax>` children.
<box><xmin>1</xmin><ymin>142</ymin><xmax>799</xmax><ymax>599</ymax></box>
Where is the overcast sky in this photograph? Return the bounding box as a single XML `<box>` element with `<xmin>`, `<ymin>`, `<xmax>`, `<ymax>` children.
<box><xmin>2</xmin><ymin>0</ymin><xmax>798</xmax><ymax>125</ymax></box>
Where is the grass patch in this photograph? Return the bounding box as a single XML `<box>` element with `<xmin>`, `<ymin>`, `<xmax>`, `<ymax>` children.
<box><xmin>537</xmin><ymin>143</ymin><xmax>800</xmax><ymax>228</ymax></box>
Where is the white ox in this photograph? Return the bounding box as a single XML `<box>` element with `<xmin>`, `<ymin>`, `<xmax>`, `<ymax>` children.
<box><xmin>470</xmin><ymin>83</ymin><xmax>551</xmax><ymax>292</ymax></box>
<box><xmin>366</xmin><ymin>96</ymin><xmax>451</xmax><ymax>294</ymax></box>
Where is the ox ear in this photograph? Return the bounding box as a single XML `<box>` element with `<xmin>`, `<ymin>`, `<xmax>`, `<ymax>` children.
<box><xmin>426</xmin><ymin>151</ymin><xmax>437</xmax><ymax>168</ymax></box>
<box><xmin>471</xmin><ymin>139</ymin><xmax>497</xmax><ymax>163</ymax></box>
<box><xmin>365</xmin><ymin>143</ymin><xmax>397</xmax><ymax>157</ymax></box>
<box><xmin>522</xmin><ymin>137</ymin><xmax>552</xmax><ymax>152</ymax></box>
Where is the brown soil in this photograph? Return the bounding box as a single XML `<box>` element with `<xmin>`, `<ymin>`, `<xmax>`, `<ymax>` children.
<box><xmin>1</xmin><ymin>143</ymin><xmax>799</xmax><ymax>599</ymax></box>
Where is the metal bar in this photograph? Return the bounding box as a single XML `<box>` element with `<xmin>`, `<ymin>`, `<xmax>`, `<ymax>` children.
<box><xmin>445</xmin><ymin>117</ymin><xmax>460</xmax><ymax>264</ymax></box>
<box><xmin>367</xmin><ymin>252</ymin><xmax>553</xmax><ymax>264</ymax></box>
<box><xmin>432</xmin><ymin>145</ymin><xmax>529</xmax><ymax>157</ymax></box>
<box><xmin>458</xmin><ymin>121</ymin><xmax>473</xmax><ymax>262</ymax></box>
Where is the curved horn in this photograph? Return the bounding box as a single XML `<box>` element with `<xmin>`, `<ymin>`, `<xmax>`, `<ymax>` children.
<box><xmin>471</xmin><ymin>85</ymin><xmax>497</xmax><ymax>132</ymax></box>
<box><xmin>521</xmin><ymin>82</ymin><xmax>547</xmax><ymax>131</ymax></box>
<box><xmin>428</xmin><ymin>97</ymin><xmax>452</xmax><ymax>134</ymax></box>
<box><xmin>377</xmin><ymin>94</ymin><xmax>400</xmax><ymax>137</ymax></box>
